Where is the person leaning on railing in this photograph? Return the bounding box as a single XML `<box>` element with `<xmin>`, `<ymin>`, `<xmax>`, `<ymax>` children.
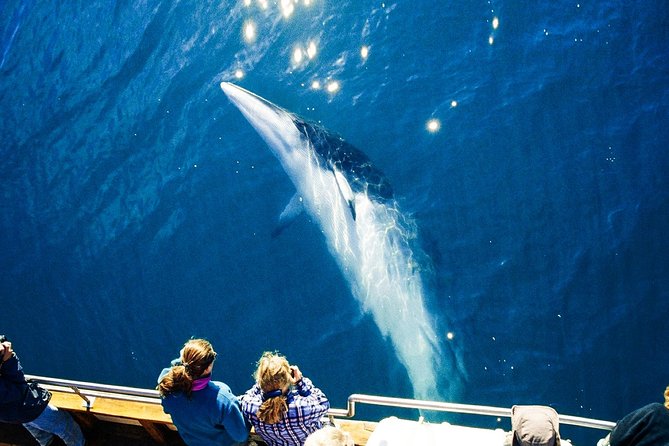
<box><xmin>157</xmin><ymin>338</ymin><xmax>249</xmax><ymax>446</ymax></box>
<box><xmin>0</xmin><ymin>336</ymin><xmax>86</xmax><ymax>446</ymax></box>
<box><xmin>597</xmin><ymin>385</ymin><xmax>669</xmax><ymax>446</ymax></box>
<box><xmin>239</xmin><ymin>351</ymin><xmax>330</xmax><ymax>446</ymax></box>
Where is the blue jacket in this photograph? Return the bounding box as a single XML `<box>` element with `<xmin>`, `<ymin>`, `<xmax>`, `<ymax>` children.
<box><xmin>0</xmin><ymin>354</ymin><xmax>50</xmax><ymax>423</ymax></box>
<box><xmin>158</xmin><ymin>368</ymin><xmax>249</xmax><ymax>446</ymax></box>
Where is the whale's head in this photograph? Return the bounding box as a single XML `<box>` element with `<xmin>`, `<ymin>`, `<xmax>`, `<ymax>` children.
<box><xmin>221</xmin><ymin>82</ymin><xmax>303</xmax><ymax>161</ymax></box>
<box><xmin>222</xmin><ymin>82</ymin><xmax>394</xmax><ymax>202</ymax></box>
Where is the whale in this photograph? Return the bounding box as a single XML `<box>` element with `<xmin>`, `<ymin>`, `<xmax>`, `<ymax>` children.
<box><xmin>220</xmin><ymin>82</ymin><xmax>462</xmax><ymax>402</ymax></box>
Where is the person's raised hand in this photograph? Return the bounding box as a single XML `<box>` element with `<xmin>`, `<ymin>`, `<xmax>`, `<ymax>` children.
<box><xmin>0</xmin><ymin>341</ymin><xmax>13</xmax><ymax>362</ymax></box>
<box><xmin>290</xmin><ymin>365</ymin><xmax>303</xmax><ymax>383</ymax></box>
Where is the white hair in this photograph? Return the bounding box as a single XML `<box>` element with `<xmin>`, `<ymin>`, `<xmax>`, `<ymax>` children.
<box><xmin>304</xmin><ymin>426</ymin><xmax>355</xmax><ymax>446</ymax></box>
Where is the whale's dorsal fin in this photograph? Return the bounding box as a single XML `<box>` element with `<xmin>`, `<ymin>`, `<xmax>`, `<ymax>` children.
<box><xmin>332</xmin><ymin>167</ymin><xmax>356</xmax><ymax>220</ymax></box>
<box><xmin>271</xmin><ymin>193</ymin><xmax>304</xmax><ymax>237</ymax></box>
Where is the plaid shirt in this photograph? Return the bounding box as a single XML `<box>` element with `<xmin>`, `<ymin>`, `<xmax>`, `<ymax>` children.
<box><xmin>240</xmin><ymin>377</ymin><xmax>330</xmax><ymax>446</ymax></box>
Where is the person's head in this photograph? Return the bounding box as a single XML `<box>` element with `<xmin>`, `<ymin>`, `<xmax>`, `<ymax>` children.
<box><xmin>157</xmin><ymin>338</ymin><xmax>217</xmax><ymax>397</ymax></box>
<box><xmin>511</xmin><ymin>405</ymin><xmax>561</xmax><ymax>446</ymax></box>
<box><xmin>664</xmin><ymin>385</ymin><xmax>669</xmax><ymax>410</ymax></box>
<box><xmin>304</xmin><ymin>426</ymin><xmax>355</xmax><ymax>446</ymax></box>
<box><xmin>254</xmin><ymin>351</ymin><xmax>292</xmax><ymax>424</ymax></box>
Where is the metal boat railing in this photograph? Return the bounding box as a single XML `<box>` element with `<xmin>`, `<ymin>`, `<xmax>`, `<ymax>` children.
<box><xmin>328</xmin><ymin>394</ymin><xmax>616</xmax><ymax>431</ymax></box>
<box><xmin>27</xmin><ymin>375</ymin><xmax>615</xmax><ymax>431</ymax></box>
<box><xmin>26</xmin><ymin>375</ymin><xmax>162</xmax><ymax>408</ymax></box>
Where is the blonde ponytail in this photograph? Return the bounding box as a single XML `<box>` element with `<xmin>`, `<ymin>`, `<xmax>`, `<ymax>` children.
<box><xmin>258</xmin><ymin>395</ymin><xmax>289</xmax><ymax>424</ymax></box>
<box><xmin>664</xmin><ymin>385</ymin><xmax>668</xmax><ymax>410</ymax></box>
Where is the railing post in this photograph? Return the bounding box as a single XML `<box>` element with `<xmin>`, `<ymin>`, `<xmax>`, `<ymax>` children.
<box><xmin>70</xmin><ymin>385</ymin><xmax>95</xmax><ymax>409</ymax></box>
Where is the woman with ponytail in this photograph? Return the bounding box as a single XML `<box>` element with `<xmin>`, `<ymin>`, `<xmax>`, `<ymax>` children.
<box><xmin>239</xmin><ymin>351</ymin><xmax>330</xmax><ymax>445</ymax></box>
<box><xmin>157</xmin><ymin>339</ymin><xmax>249</xmax><ymax>446</ymax></box>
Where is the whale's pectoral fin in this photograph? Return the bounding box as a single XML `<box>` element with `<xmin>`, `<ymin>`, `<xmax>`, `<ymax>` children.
<box><xmin>332</xmin><ymin>168</ymin><xmax>356</xmax><ymax>220</ymax></box>
<box><xmin>346</xmin><ymin>198</ymin><xmax>356</xmax><ymax>221</ymax></box>
<box><xmin>271</xmin><ymin>193</ymin><xmax>304</xmax><ymax>237</ymax></box>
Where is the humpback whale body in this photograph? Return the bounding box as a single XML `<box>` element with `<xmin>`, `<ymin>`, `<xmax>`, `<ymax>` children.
<box><xmin>220</xmin><ymin>82</ymin><xmax>461</xmax><ymax>402</ymax></box>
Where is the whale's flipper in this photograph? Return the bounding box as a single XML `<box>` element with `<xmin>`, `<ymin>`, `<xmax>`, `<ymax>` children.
<box><xmin>332</xmin><ymin>167</ymin><xmax>356</xmax><ymax>220</ymax></box>
<box><xmin>272</xmin><ymin>193</ymin><xmax>304</xmax><ymax>238</ymax></box>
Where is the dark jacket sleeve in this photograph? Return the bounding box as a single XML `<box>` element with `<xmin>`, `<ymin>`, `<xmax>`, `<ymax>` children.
<box><xmin>610</xmin><ymin>403</ymin><xmax>669</xmax><ymax>446</ymax></box>
<box><xmin>0</xmin><ymin>355</ymin><xmax>27</xmax><ymax>404</ymax></box>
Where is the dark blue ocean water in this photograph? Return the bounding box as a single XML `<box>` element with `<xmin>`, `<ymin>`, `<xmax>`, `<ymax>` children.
<box><xmin>1</xmin><ymin>1</ymin><xmax>668</xmax><ymax>444</ymax></box>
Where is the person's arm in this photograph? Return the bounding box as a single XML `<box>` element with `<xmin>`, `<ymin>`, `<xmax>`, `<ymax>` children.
<box><xmin>237</xmin><ymin>383</ymin><xmax>263</xmax><ymax>428</ymax></box>
<box><xmin>0</xmin><ymin>342</ymin><xmax>25</xmax><ymax>384</ymax></box>
<box><xmin>218</xmin><ymin>386</ymin><xmax>250</xmax><ymax>442</ymax></box>
<box><xmin>293</xmin><ymin>376</ymin><xmax>330</xmax><ymax>422</ymax></box>
<box><xmin>0</xmin><ymin>351</ymin><xmax>27</xmax><ymax>404</ymax></box>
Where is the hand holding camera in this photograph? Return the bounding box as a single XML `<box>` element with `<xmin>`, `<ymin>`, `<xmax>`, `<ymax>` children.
<box><xmin>0</xmin><ymin>335</ymin><xmax>13</xmax><ymax>363</ymax></box>
<box><xmin>289</xmin><ymin>365</ymin><xmax>303</xmax><ymax>384</ymax></box>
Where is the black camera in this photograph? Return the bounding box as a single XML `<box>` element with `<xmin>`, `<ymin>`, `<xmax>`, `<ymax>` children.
<box><xmin>0</xmin><ymin>335</ymin><xmax>7</xmax><ymax>343</ymax></box>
